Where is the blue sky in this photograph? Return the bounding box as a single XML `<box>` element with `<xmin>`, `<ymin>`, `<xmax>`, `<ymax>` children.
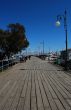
<box><xmin>0</xmin><ymin>0</ymin><xmax>71</xmax><ymax>53</ymax></box>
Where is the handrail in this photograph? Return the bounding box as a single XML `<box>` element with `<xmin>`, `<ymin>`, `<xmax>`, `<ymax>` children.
<box><xmin>0</xmin><ymin>58</ymin><xmax>20</xmax><ymax>72</ymax></box>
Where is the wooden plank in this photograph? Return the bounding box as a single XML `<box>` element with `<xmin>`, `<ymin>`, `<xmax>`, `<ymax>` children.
<box><xmin>35</xmin><ymin>71</ymin><xmax>44</xmax><ymax>110</ymax></box>
<box><xmin>53</xmin><ymin>71</ymin><xmax>71</xmax><ymax>94</ymax></box>
<box><xmin>4</xmin><ymin>70</ymin><xmax>26</xmax><ymax>110</ymax></box>
<box><xmin>17</xmin><ymin>98</ymin><xmax>24</xmax><ymax>110</ymax></box>
<box><xmin>49</xmin><ymin>71</ymin><xmax>71</xmax><ymax>99</ymax></box>
<box><xmin>40</xmin><ymin>72</ymin><xmax>58</xmax><ymax>110</ymax></box>
<box><xmin>55</xmin><ymin>99</ymin><xmax>65</xmax><ymax>110</ymax></box>
<box><xmin>16</xmin><ymin>71</ymin><xmax>29</xmax><ymax>110</ymax></box>
<box><xmin>0</xmin><ymin>81</ymin><xmax>11</xmax><ymax>96</ymax></box>
<box><xmin>23</xmin><ymin>71</ymin><xmax>31</xmax><ymax>110</ymax></box>
<box><xmin>37</xmin><ymin>71</ymin><xmax>51</xmax><ymax>110</ymax></box>
<box><xmin>41</xmin><ymin>71</ymin><xmax>58</xmax><ymax>99</ymax></box>
<box><xmin>44</xmin><ymin>71</ymin><xmax>71</xmax><ymax>110</ymax></box>
<box><xmin>5</xmin><ymin>71</ymin><xmax>27</xmax><ymax>110</ymax></box>
<box><xmin>21</xmin><ymin>71</ymin><xmax>29</xmax><ymax>98</ymax></box>
<box><xmin>2</xmin><ymin>80</ymin><xmax>19</xmax><ymax>110</ymax></box>
<box><xmin>48</xmin><ymin>72</ymin><xmax>69</xmax><ymax>98</ymax></box>
<box><xmin>0</xmin><ymin>81</ymin><xmax>17</xmax><ymax>110</ymax></box>
<box><xmin>31</xmin><ymin>71</ymin><xmax>37</xmax><ymax>110</ymax></box>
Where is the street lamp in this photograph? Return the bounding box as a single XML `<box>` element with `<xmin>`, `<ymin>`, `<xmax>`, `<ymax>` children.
<box><xmin>56</xmin><ymin>21</ymin><xmax>61</xmax><ymax>27</ymax></box>
<box><xmin>56</xmin><ymin>10</ymin><xmax>68</xmax><ymax>70</ymax></box>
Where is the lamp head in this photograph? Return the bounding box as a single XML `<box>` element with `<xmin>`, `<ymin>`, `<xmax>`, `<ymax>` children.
<box><xmin>56</xmin><ymin>21</ymin><xmax>61</xmax><ymax>27</ymax></box>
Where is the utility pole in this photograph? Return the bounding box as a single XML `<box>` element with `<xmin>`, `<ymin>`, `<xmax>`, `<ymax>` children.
<box><xmin>43</xmin><ymin>40</ymin><xmax>44</xmax><ymax>55</ymax></box>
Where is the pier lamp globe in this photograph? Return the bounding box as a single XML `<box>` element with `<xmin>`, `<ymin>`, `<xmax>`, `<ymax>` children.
<box><xmin>56</xmin><ymin>21</ymin><xmax>60</xmax><ymax>27</ymax></box>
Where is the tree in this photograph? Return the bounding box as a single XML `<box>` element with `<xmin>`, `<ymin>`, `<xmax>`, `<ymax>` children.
<box><xmin>0</xmin><ymin>23</ymin><xmax>29</xmax><ymax>59</ymax></box>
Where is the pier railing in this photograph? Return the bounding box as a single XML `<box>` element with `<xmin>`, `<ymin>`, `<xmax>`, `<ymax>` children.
<box><xmin>0</xmin><ymin>58</ymin><xmax>20</xmax><ymax>72</ymax></box>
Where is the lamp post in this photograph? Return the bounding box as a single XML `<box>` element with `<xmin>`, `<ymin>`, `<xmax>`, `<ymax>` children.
<box><xmin>56</xmin><ymin>10</ymin><xmax>68</xmax><ymax>70</ymax></box>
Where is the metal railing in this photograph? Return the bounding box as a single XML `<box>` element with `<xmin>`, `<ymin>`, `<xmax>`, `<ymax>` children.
<box><xmin>0</xmin><ymin>58</ymin><xmax>20</xmax><ymax>72</ymax></box>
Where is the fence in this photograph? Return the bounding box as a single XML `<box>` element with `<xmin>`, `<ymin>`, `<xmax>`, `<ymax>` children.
<box><xmin>0</xmin><ymin>58</ymin><xmax>20</xmax><ymax>72</ymax></box>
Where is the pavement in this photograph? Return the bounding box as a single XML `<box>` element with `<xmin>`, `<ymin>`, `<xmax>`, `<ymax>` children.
<box><xmin>0</xmin><ymin>56</ymin><xmax>71</xmax><ymax>110</ymax></box>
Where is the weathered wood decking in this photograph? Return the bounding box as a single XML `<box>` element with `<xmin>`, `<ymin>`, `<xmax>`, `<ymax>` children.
<box><xmin>0</xmin><ymin>57</ymin><xmax>71</xmax><ymax>110</ymax></box>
